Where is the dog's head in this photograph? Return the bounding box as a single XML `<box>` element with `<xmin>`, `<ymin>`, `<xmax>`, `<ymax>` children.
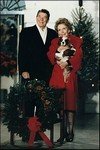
<box><xmin>59</xmin><ymin>37</ymin><xmax>70</xmax><ymax>46</ymax></box>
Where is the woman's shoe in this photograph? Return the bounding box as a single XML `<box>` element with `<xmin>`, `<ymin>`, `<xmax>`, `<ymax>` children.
<box><xmin>65</xmin><ymin>133</ymin><xmax>74</xmax><ymax>142</ymax></box>
<box><xmin>56</xmin><ymin>137</ymin><xmax>65</xmax><ymax>143</ymax></box>
<box><xmin>56</xmin><ymin>132</ymin><xmax>69</xmax><ymax>143</ymax></box>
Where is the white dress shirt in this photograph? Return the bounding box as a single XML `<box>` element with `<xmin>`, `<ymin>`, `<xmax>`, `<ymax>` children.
<box><xmin>36</xmin><ymin>24</ymin><xmax>47</xmax><ymax>44</ymax></box>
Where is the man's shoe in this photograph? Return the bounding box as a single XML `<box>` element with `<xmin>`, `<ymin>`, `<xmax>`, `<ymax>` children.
<box><xmin>65</xmin><ymin>133</ymin><xmax>74</xmax><ymax>142</ymax></box>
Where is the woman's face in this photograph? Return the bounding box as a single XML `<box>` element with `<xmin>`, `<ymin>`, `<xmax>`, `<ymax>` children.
<box><xmin>57</xmin><ymin>24</ymin><xmax>70</xmax><ymax>37</ymax></box>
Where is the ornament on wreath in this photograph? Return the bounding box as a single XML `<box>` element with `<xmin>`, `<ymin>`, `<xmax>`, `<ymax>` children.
<box><xmin>26</xmin><ymin>79</ymin><xmax>63</xmax><ymax>114</ymax></box>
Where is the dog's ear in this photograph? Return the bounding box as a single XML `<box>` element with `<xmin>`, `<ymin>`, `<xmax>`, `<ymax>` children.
<box><xmin>65</xmin><ymin>39</ymin><xmax>71</xmax><ymax>47</ymax></box>
<box><xmin>65</xmin><ymin>39</ymin><xmax>69</xmax><ymax>44</ymax></box>
<box><xmin>58</xmin><ymin>37</ymin><xmax>62</xmax><ymax>45</ymax></box>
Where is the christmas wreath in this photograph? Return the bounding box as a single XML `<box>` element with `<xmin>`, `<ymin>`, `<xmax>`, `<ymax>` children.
<box><xmin>2</xmin><ymin>79</ymin><xmax>63</xmax><ymax>140</ymax></box>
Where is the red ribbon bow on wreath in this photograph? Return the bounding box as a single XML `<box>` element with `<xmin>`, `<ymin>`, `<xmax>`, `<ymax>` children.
<box><xmin>27</xmin><ymin>116</ymin><xmax>53</xmax><ymax>148</ymax></box>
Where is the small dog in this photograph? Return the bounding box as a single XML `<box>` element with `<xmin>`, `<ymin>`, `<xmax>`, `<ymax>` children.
<box><xmin>55</xmin><ymin>37</ymin><xmax>76</xmax><ymax>82</ymax></box>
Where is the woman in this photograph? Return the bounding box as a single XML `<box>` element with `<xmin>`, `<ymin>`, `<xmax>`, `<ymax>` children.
<box><xmin>47</xmin><ymin>18</ymin><xmax>83</xmax><ymax>142</ymax></box>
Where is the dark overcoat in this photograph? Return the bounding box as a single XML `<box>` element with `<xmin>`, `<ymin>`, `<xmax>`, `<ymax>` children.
<box><xmin>18</xmin><ymin>25</ymin><xmax>58</xmax><ymax>83</ymax></box>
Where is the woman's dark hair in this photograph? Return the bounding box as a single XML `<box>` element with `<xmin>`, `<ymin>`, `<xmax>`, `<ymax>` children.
<box><xmin>36</xmin><ymin>9</ymin><xmax>50</xmax><ymax>20</ymax></box>
<box><xmin>55</xmin><ymin>18</ymin><xmax>72</xmax><ymax>32</ymax></box>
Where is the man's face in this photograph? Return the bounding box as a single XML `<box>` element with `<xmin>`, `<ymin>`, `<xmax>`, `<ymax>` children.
<box><xmin>36</xmin><ymin>12</ymin><xmax>49</xmax><ymax>29</ymax></box>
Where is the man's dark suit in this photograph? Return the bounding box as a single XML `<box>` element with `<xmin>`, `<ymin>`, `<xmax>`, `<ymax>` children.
<box><xmin>18</xmin><ymin>25</ymin><xmax>58</xmax><ymax>118</ymax></box>
<box><xmin>18</xmin><ymin>25</ymin><xmax>58</xmax><ymax>83</ymax></box>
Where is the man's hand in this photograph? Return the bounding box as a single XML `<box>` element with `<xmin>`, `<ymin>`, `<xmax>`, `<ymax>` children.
<box><xmin>57</xmin><ymin>60</ymin><xmax>68</xmax><ymax>69</ymax></box>
<box><xmin>55</xmin><ymin>55</ymin><xmax>61</xmax><ymax>61</ymax></box>
<box><xmin>22</xmin><ymin>72</ymin><xmax>30</xmax><ymax>79</ymax></box>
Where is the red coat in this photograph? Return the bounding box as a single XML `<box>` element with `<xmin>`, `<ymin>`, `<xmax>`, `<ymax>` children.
<box><xmin>47</xmin><ymin>34</ymin><xmax>83</xmax><ymax>110</ymax></box>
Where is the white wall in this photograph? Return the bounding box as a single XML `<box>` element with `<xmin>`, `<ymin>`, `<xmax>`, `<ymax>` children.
<box><xmin>24</xmin><ymin>0</ymin><xmax>99</xmax><ymax>34</ymax></box>
<box><xmin>24</xmin><ymin>1</ymin><xmax>79</xmax><ymax>28</ymax></box>
<box><xmin>85</xmin><ymin>93</ymin><xmax>99</xmax><ymax>113</ymax></box>
<box><xmin>84</xmin><ymin>1</ymin><xmax>99</xmax><ymax>35</ymax></box>
<box><xmin>1</xmin><ymin>76</ymin><xmax>14</xmax><ymax>93</ymax></box>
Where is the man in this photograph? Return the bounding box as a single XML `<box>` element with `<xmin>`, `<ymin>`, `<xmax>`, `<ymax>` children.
<box><xmin>18</xmin><ymin>9</ymin><xmax>58</xmax><ymax>84</ymax></box>
<box><xmin>18</xmin><ymin>9</ymin><xmax>58</xmax><ymax>117</ymax></box>
<box><xmin>18</xmin><ymin>9</ymin><xmax>58</xmax><ymax>142</ymax></box>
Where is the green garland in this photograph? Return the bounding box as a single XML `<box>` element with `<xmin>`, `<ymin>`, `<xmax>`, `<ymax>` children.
<box><xmin>2</xmin><ymin>79</ymin><xmax>63</xmax><ymax>139</ymax></box>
